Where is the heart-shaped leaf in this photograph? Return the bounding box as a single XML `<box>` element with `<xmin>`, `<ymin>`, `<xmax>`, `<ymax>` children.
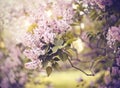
<box><xmin>46</xmin><ymin>66</ymin><xmax>52</xmax><ymax>77</ymax></box>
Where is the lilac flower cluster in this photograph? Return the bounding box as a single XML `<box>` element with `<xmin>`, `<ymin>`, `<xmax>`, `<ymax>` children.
<box><xmin>116</xmin><ymin>55</ymin><xmax>120</xmax><ymax>66</ymax></box>
<box><xmin>0</xmin><ymin>0</ymin><xmax>38</xmax><ymax>87</ymax></box>
<box><xmin>23</xmin><ymin>0</ymin><xmax>75</xmax><ymax>69</ymax></box>
<box><xmin>83</xmin><ymin>0</ymin><xmax>113</xmax><ymax>9</ymax></box>
<box><xmin>0</xmin><ymin>45</ymin><xmax>28</xmax><ymax>88</ymax></box>
<box><xmin>107</xmin><ymin>26</ymin><xmax>120</xmax><ymax>48</ymax></box>
<box><xmin>93</xmin><ymin>0</ymin><xmax>113</xmax><ymax>9</ymax></box>
<box><xmin>101</xmin><ymin>55</ymin><xmax>120</xmax><ymax>88</ymax></box>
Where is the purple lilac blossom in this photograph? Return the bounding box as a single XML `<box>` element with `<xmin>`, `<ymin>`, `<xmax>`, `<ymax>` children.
<box><xmin>0</xmin><ymin>45</ymin><xmax>28</xmax><ymax>88</ymax></box>
<box><xmin>0</xmin><ymin>0</ymin><xmax>34</xmax><ymax>87</ymax></box>
<box><xmin>107</xmin><ymin>26</ymin><xmax>120</xmax><ymax>48</ymax></box>
<box><xmin>111</xmin><ymin>67</ymin><xmax>119</xmax><ymax>76</ymax></box>
<box><xmin>23</xmin><ymin>0</ymin><xmax>75</xmax><ymax>69</ymax></box>
<box><xmin>83</xmin><ymin>0</ymin><xmax>113</xmax><ymax>9</ymax></box>
<box><xmin>116</xmin><ymin>56</ymin><xmax>120</xmax><ymax>66</ymax></box>
<box><xmin>94</xmin><ymin>0</ymin><xmax>113</xmax><ymax>9</ymax></box>
<box><xmin>0</xmin><ymin>51</ymin><xmax>3</xmax><ymax>60</ymax></box>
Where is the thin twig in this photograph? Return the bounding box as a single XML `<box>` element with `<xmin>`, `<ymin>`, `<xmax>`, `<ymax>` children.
<box><xmin>67</xmin><ymin>58</ymin><xmax>95</xmax><ymax>76</ymax></box>
<box><xmin>62</xmin><ymin>48</ymin><xmax>95</xmax><ymax>76</ymax></box>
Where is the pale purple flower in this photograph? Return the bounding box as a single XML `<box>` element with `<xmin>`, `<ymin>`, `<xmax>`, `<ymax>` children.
<box><xmin>25</xmin><ymin>59</ymin><xmax>42</xmax><ymax>69</ymax></box>
<box><xmin>9</xmin><ymin>71</ymin><xmax>16</xmax><ymax>84</ymax></box>
<box><xmin>107</xmin><ymin>26</ymin><xmax>120</xmax><ymax>48</ymax></box>
<box><xmin>18</xmin><ymin>72</ymin><xmax>27</xmax><ymax>85</ymax></box>
<box><xmin>23</xmin><ymin>48</ymin><xmax>45</xmax><ymax>61</ymax></box>
<box><xmin>0</xmin><ymin>44</ymin><xmax>28</xmax><ymax>88</ymax></box>
<box><xmin>94</xmin><ymin>0</ymin><xmax>113</xmax><ymax>9</ymax></box>
<box><xmin>0</xmin><ymin>0</ymin><xmax>50</xmax><ymax>87</ymax></box>
<box><xmin>116</xmin><ymin>56</ymin><xmax>120</xmax><ymax>66</ymax></box>
<box><xmin>23</xmin><ymin>0</ymin><xmax>75</xmax><ymax>69</ymax></box>
<box><xmin>83</xmin><ymin>0</ymin><xmax>113</xmax><ymax>9</ymax></box>
<box><xmin>40</xmin><ymin>28</ymin><xmax>55</xmax><ymax>44</ymax></box>
<box><xmin>0</xmin><ymin>77</ymin><xmax>9</xmax><ymax>88</ymax></box>
<box><xmin>29</xmin><ymin>0</ymin><xmax>74</xmax><ymax>34</ymax></box>
<box><xmin>111</xmin><ymin>67</ymin><xmax>119</xmax><ymax>76</ymax></box>
<box><xmin>0</xmin><ymin>51</ymin><xmax>3</xmax><ymax>60</ymax></box>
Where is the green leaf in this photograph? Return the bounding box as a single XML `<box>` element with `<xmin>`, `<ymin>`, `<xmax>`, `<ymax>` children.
<box><xmin>46</xmin><ymin>66</ymin><xmax>52</xmax><ymax>77</ymax></box>
<box><xmin>62</xmin><ymin>32</ymin><xmax>75</xmax><ymax>41</ymax></box>
<box><xmin>42</xmin><ymin>60</ymin><xmax>49</xmax><ymax>68</ymax></box>
<box><xmin>54</xmin><ymin>39</ymin><xmax>64</xmax><ymax>46</ymax></box>
<box><xmin>59</xmin><ymin>52</ymin><xmax>69</xmax><ymax>61</ymax></box>
<box><xmin>52</xmin><ymin>46</ymin><xmax>59</xmax><ymax>54</ymax></box>
<box><xmin>52</xmin><ymin>62</ymin><xmax>60</xmax><ymax>70</ymax></box>
<box><xmin>65</xmin><ymin>32</ymin><xmax>74</xmax><ymax>39</ymax></box>
<box><xmin>95</xmin><ymin>56</ymin><xmax>106</xmax><ymax>60</ymax></box>
<box><xmin>52</xmin><ymin>42</ymin><xmax>65</xmax><ymax>54</ymax></box>
<box><xmin>53</xmin><ymin>56</ymin><xmax>60</xmax><ymax>61</ymax></box>
<box><xmin>63</xmin><ymin>38</ymin><xmax>76</xmax><ymax>47</ymax></box>
<box><xmin>66</xmin><ymin>48</ymin><xmax>76</xmax><ymax>56</ymax></box>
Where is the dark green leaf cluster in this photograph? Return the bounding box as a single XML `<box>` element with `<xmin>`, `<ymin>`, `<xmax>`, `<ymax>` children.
<box><xmin>38</xmin><ymin>32</ymin><xmax>77</xmax><ymax>76</ymax></box>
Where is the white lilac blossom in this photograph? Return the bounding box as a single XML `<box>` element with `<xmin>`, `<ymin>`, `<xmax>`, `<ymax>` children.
<box><xmin>107</xmin><ymin>26</ymin><xmax>120</xmax><ymax>48</ymax></box>
<box><xmin>23</xmin><ymin>0</ymin><xmax>75</xmax><ymax>69</ymax></box>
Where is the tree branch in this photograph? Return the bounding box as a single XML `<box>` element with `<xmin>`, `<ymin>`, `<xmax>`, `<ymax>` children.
<box><xmin>68</xmin><ymin>58</ymin><xmax>95</xmax><ymax>76</ymax></box>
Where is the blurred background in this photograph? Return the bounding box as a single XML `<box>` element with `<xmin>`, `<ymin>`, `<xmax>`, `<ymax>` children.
<box><xmin>0</xmin><ymin>0</ymin><xmax>113</xmax><ymax>88</ymax></box>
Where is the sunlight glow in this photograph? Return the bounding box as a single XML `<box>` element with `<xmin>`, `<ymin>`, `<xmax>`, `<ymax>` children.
<box><xmin>72</xmin><ymin>3</ymin><xmax>78</xmax><ymax>9</ymax></box>
<box><xmin>80</xmin><ymin>23</ymin><xmax>85</xmax><ymax>29</ymax></box>
<box><xmin>45</xmin><ymin>10</ymin><xmax>53</xmax><ymax>17</ymax></box>
<box><xmin>79</xmin><ymin>11</ymin><xmax>84</xmax><ymax>15</ymax></box>
<box><xmin>72</xmin><ymin>38</ymin><xmax>84</xmax><ymax>53</ymax></box>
